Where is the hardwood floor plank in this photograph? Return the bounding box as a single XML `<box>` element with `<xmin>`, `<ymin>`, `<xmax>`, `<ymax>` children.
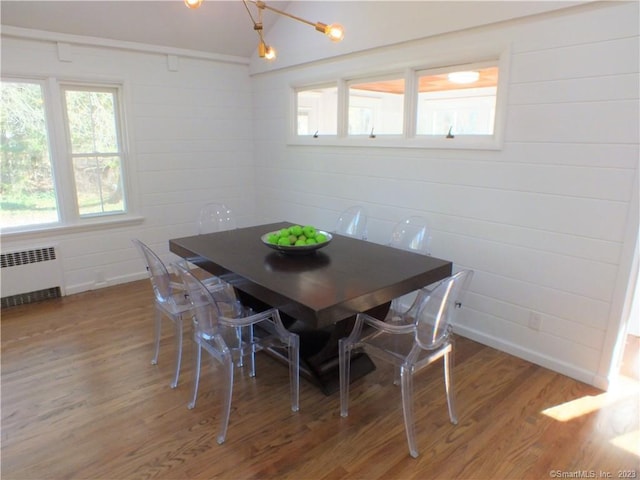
<box><xmin>2</xmin><ymin>279</ymin><xmax>638</xmax><ymax>479</ymax></box>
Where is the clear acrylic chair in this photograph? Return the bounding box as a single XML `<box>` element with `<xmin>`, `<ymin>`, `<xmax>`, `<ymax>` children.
<box><xmin>175</xmin><ymin>262</ymin><xmax>300</xmax><ymax>444</ymax></box>
<box><xmin>388</xmin><ymin>216</ymin><xmax>433</xmax><ymax>315</ymax></box>
<box><xmin>335</xmin><ymin>205</ymin><xmax>368</xmax><ymax>239</ymax></box>
<box><xmin>339</xmin><ymin>269</ymin><xmax>474</xmax><ymax>458</ymax></box>
<box><xmin>132</xmin><ymin>238</ymin><xmax>197</xmax><ymax>389</ymax></box>
<box><xmin>185</xmin><ymin>202</ymin><xmax>238</xmax><ymax>285</ymax></box>
<box><xmin>198</xmin><ymin>202</ymin><xmax>236</xmax><ymax>234</ymax></box>
<box><xmin>388</xmin><ymin>216</ymin><xmax>431</xmax><ymax>255</ymax></box>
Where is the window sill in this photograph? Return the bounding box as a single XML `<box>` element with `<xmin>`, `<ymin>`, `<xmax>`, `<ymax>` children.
<box><xmin>0</xmin><ymin>215</ymin><xmax>145</xmax><ymax>241</ymax></box>
<box><xmin>288</xmin><ymin>136</ymin><xmax>502</xmax><ymax>150</ymax></box>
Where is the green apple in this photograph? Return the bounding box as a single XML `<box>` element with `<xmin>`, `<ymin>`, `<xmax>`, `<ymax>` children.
<box><xmin>278</xmin><ymin>236</ymin><xmax>292</xmax><ymax>246</ymax></box>
<box><xmin>303</xmin><ymin>225</ymin><xmax>316</xmax><ymax>238</ymax></box>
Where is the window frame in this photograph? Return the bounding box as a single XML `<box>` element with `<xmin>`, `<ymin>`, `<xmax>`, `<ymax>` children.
<box><xmin>289</xmin><ymin>48</ymin><xmax>510</xmax><ymax>150</ymax></box>
<box><xmin>346</xmin><ymin>72</ymin><xmax>406</xmax><ymax>138</ymax></box>
<box><xmin>294</xmin><ymin>82</ymin><xmax>339</xmax><ymax>137</ymax></box>
<box><xmin>1</xmin><ymin>75</ymin><xmax>141</xmax><ymax>237</ymax></box>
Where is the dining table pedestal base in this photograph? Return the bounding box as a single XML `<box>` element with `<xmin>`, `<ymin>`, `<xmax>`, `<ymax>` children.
<box><xmin>238</xmin><ymin>290</ymin><xmax>387</xmax><ymax>396</ymax></box>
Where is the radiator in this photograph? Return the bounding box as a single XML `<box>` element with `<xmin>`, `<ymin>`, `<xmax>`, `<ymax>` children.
<box><xmin>1</xmin><ymin>246</ymin><xmax>64</xmax><ymax>308</ymax></box>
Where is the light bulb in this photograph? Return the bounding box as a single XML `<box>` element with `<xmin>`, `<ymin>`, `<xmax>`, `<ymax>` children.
<box><xmin>316</xmin><ymin>22</ymin><xmax>345</xmax><ymax>42</ymax></box>
<box><xmin>264</xmin><ymin>45</ymin><xmax>277</xmax><ymax>60</ymax></box>
<box><xmin>447</xmin><ymin>71</ymin><xmax>480</xmax><ymax>84</ymax></box>
<box><xmin>326</xmin><ymin>23</ymin><xmax>345</xmax><ymax>42</ymax></box>
<box><xmin>258</xmin><ymin>42</ymin><xmax>276</xmax><ymax>60</ymax></box>
<box><xmin>184</xmin><ymin>0</ymin><xmax>203</xmax><ymax>9</ymax></box>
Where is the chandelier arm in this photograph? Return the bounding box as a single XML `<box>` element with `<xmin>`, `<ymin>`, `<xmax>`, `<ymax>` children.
<box><xmin>242</xmin><ymin>0</ymin><xmax>260</xmax><ymax>28</ymax></box>
<box><xmin>185</xmin><ymin>0</ymin><xmax>341</xmax><ymax>59</ymax></box>
<box><xmin>249</xmin><ymin>0</ymin><xmax>317</xmax><ymax>29</ymax></box>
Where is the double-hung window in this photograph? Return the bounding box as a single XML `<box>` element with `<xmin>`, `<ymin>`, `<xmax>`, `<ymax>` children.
<box><xmin>1</xmin><ymin>78</ymin><xmax>131</xmax><ymax>233</ymax></box>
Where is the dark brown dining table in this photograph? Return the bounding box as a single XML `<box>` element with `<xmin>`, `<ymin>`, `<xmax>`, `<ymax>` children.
<box><xmin>170</xmin><ymin>221</ymin><xmax>452</xmax><ymax>394</ymax></box>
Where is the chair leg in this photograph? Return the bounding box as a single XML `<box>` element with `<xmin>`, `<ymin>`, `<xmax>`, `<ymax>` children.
<box><xmin>400</xmin><ymin>365</ymin><xmax>419</xmax><ymax>458</ymax></box>
<box><xmin>444</xmin><ymin>348</ymin><xmax>458</xmax><ymax>424</ymax></box>
<box><xmin>288</xmin><ymin>334</ymin><xmax>300</xmax><ymax>412</ymax></box>
<box><xmin>235</xmin><ymin>326</ymin><xmax>244</xmax><ymax>367</ymax></box>
<box><xmin>170</xmin><ymin>317</ymin><xmax>183</xmax><ymax>389</ymax></box>
<box><xmin>393</xmin><ymin>366</ymin><xmax>401</xmax><ymax>386</ymax></box>
<box><xmin>188</xmin><ymin>341</ymin><xmax>202</xmax><ymax>409</ymax></box>
<box><xmin>248</xmin><ymin>325</ymin><xmax>256</xmax><ymax>378</ymax></box>
<box><xmin>339</xmin><ymin>339</ymin><xmax>351</xmax><ymax>417</ymax></box>
<box><xmin>151</xmin><ymin>307</ymin><xmax>162</xmax><ymax>365</ymax></box>
<box><xmin>216</xmin><ymin>349</ymin><xmax>234</xmax><ymax>445</ymax></box>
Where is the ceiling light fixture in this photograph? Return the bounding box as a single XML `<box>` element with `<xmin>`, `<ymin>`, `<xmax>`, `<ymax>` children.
<box><xmin>184</xmin><ymin>0</ymin><xmax>203</xmax><ymax>9</ymax></box>
<box><xmin>447</xmin><ymin>71</ymin><xmax>480</xmax><ymax>84</ymax></box>
<box><xmin>184</xmin><ymin>0</ymin><xmax>344</xmax><ymax>61</ymax></box>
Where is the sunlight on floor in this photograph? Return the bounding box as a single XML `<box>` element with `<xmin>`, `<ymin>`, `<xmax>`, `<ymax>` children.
<box><xmin>541</xmin><ymin>375</ymin><xmax>640</xmax><ymax>457</ymax></box>
<box><xmin>541</xmin><ymin>376</ymin><xmax>639</xmax><ymax>422</ymax></box>
<box><xmin>610</xmin><ymin>430</ymin><xmax>640</xmax><ymax>457</ymax></box>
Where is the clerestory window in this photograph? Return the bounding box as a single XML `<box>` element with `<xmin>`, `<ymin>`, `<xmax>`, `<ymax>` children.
<box><xmin>292</xmin><ymin>56</ymin><xmax>507</xmax><ymax>149</ymax></box>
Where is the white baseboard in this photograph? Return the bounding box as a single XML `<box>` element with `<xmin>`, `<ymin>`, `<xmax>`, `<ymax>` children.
<box><xmin>64</xmin><ymin>272</ymin><xmax>148</xmax><ymax>296</ymax></box>
<box><xmin>453</xmin><ymin>324</ymin><xmax>603</xmax><ymax>390</ymax></box>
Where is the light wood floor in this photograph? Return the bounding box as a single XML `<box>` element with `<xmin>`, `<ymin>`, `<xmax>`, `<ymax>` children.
<box><xmin>2</xmin><ymin>280</ymin><xmax>638</xmax><ymax>479</ymax></box>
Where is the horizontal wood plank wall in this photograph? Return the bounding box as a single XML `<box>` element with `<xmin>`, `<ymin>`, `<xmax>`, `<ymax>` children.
<box><xmin>2</xmin><ymin>280</ymin><xmax>638</xmax><ymax>479</ymax></box>
<box><xmin>250</xmin><ymin>2</ymin><xmax>639</xmax><ymax>388</ymax></box>
<box><xmin>0</xmin><ymin>34</ymin><xmax>256</xmax><ymax>294</ymax></box>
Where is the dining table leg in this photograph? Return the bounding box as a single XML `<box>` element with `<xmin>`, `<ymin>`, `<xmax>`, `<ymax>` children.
<box><xmin>235</xmin><ymin>290</ymin><xmax>387</xmax><ymax>395</ymax></box>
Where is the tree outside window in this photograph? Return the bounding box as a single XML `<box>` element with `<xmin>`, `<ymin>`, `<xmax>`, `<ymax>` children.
<box><xmin>1</xmin><ymin>79</ymin><xmax>128</xmax><ymax>230</ymax></box>
<box><xmin>1</xmin><ymin>81</ymin><xmax>59</xmax><ymax>227</ymax></box>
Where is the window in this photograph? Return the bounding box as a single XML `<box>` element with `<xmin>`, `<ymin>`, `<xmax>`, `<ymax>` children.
<box><xmin>291</xmin><ymin>55</ymin><xmax>507</xmax><ymax>149</ymax></box>
<box><xmin>63</xmin><ymin>86</ymin><xmax>125</xmax><ymax>216</ymax></box>
<box><xmin>1</xmin><ymin>78</ymin><xmax>130</xmax><ymax>232</ymax></box>
<box><xmin>1</xmin><ymin>81</ymin><xmax>59</xmax><ymax>227</ymax></box>
<box><xmin>348</xmin><ymin>76</ymin><xmax>404</xmax><ymax>136</ymax></box>
<box><xmin>416</xmin><ymin>65</ymin><xmax>498</xmax><ymax>137</ymax></box>
<box><xmin>296</xmin><ymin>85</ymin><xmax>338</xmax><ymax>136</ymax></box>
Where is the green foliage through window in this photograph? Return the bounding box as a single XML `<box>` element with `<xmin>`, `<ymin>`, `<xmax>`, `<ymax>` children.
<box><xmin>1</xmin><ymin>81</ymin><xmax>59</xmax><ymax>227</ymax></box>
<box><xmin>1</xmin><ymin>79</ymin><xmax>127</xmax><ymax>230</ymax></box>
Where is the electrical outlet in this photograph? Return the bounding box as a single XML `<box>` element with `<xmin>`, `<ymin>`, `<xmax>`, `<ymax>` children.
<box><xmin>528</xmin><ymin>311</ymin><xmax>542</xmax><ymax>331</ymax></box>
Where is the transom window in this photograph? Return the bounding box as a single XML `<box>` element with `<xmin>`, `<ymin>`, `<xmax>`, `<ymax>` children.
<box><xmin>293</xmin><ymin>58</ymin><xmax>505</xmax><ymax>149</ymax></box>
<box><xmin>416</xmin><ymin>65</ymin><xmax>498</xmax><ymax>137</ymax></box>
<box><xmin>296</xmin><ymin>85</ymin><xmax>338</xmax><ymax>136</ymax></box>
<box><xmin>348</xmin><ymin>76</ymin><xmax>404</xmax><ymax>136</ymax></box>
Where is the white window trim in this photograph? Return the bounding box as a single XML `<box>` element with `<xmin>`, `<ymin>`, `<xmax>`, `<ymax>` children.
<box><xmin>289</xmin><ymin>47</ymin><xmax>511</xmax><ymax>151</ymax></box>
<box><xmin>1</xmin><ymin>74</ymin><xmax>141</xmax><ymax>236</ymax></box>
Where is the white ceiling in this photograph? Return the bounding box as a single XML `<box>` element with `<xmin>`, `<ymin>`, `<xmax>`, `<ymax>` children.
<box><xmin>0</xmin><ymin>1</ymin><xmax>290</xmax><ymax>58</ymax></box>
<box><xmin>1</xmin><ymin>0</ymin><xmax>592</xmax><ymax>68</ymax></box>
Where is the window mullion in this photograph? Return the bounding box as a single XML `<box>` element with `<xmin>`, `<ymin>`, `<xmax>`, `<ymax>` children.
<box><xmin>404</xmin><ymin>68</ymin><xmax>417</xmax><ymax>139</ymax></box>
<box><xmin>337</xmin><ymin>78</ymin><xmax>348</xmax><ymax>138</ymax></box>
<box><xmin>45</xmin><ymin>77</ymin><xmax>78</xmax><ymax>223</ymax></box>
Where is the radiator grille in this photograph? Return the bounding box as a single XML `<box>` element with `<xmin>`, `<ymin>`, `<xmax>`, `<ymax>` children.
<box><xmin>1</xmin><ymin>247</ymin><xmax>57</xmax><ymax>268</ymax></box>
<box><xmin>1</xmin><ymin>287</ymin><xmax>62</xmax><ymax>309</ymax></box>
<box><xmin>1</xmin><ymin>246</ymin><xmax>63</xmax><ymax>308</ymax></box>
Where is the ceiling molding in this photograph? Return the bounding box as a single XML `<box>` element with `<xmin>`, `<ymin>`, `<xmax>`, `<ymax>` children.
<box><xmin>1</xmin><ymin>25</ymin><xmax>250</xmax><ymax>66</ymax></box>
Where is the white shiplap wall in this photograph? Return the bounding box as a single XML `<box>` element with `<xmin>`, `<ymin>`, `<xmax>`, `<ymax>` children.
<box><xmin>0</xmin><ymin>1</ymin><xmax>637</xmax><ymax>390</ymax></box>
<box><xmin>0</xmin><ymin>35</ymin><xmax>256</xmax><ymax>293</ymax></box>
<box><xmin>250</xmin><ymin>1</ymin><xmax>639</xmax><ymax>388</ymax></box>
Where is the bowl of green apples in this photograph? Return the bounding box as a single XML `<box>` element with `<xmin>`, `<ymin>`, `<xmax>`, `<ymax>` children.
<box><xmin>261</xmin><ymin>224</ymin><xmax>332</xmax><ymax>255</ymax></box>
